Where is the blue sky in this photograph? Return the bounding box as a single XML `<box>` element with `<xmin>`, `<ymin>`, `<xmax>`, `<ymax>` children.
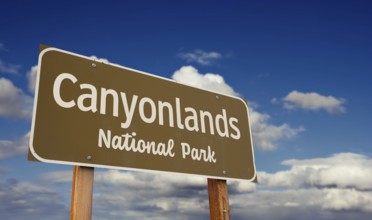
<box><xmin>1</xmin><ymin>0</ymin><xmax>372</xmax><ymax>219</ymax></box>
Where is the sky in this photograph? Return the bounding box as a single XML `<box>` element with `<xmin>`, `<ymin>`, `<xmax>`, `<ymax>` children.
<box><xmin>1</xmin><ymin>0</ymin><xmax>372</xmax><ymax>219</ymax></box>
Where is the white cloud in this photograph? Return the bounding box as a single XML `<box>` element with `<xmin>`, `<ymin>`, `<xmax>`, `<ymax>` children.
<box><xmin>0</xmin><ymin>78</ymin><xmax>33</xmax><ymax>119</ymax></box>
<box><xmin>94</xmin><ymin>173</ymin><xmax>209</xmax><ymax>219</ymax></box>
<box><xmin>322</xmin><ymin>188</ymin><xmax>372</xmax><ymax>212</ymax></box>
<box><xmin>178</xmin><ymin>49</ymin><xmax>222</xmax><ymax>65</ymax></box>
<box><xmin>26</xmin><ymin>65</ymin><xmax>38</xmax><ymax>93</ymax></box>
<box><xmin>0</xmin><ymin>132</ymin><xmax>30</xmax><ymax>160</ymax></box>
<box><xmin>231</xmin><ymin>188</ymin><xmax>372</xmax><ymax>219</ymax></box>
<box><xmin>172</xmin><ymin>65</ymin><xmax>238</xmax><ymax>96</ymax></box>
<box><xmin>43</xmin><ymin>169</ymin><xmax>206</xmax><ymax>190</ymax></box>
<box><xmin>29</xmin><ymin>152</ymin><xmax>372</xmax><ymax>219</ymax></box>
<box><xmin>0</xmin><ymin>59</ymin><xmax>21</xmax><ymax>75</ymax></box>
<box><xmin>259</xmin><ymin>152</ymin><xmax>372</xmax><ymax>190</ymax></box>
<box><xmin>249</xmin><ymin>108</ymin><xmax>304</xmax><ymax>150</ymax></box>
<box><xmin>96</xmin><ymin>170</ymin><xmax>206</xmax><ymax>189</ymax></box>
<box><xmin>40</xmin><ymin>171</ymin><xmax>72</xmax><ymax>184</ymax></box>
<box><xmin>172</xmin><ymin>66</ymin><xmax>303</xmax><ymax>150</ymax></box>
<box><xmin>41</xmin><ymin>169</ymin><xmax>210</xmax><ymax>219</ymax></box>
<box><xmin>282</xmin><ymin>90</ymin><xmax>346</xmax><ymax>113</ymax></box>
<box><xmin>229</xmin><ymin>152</ymin><xmax>372</xmax><ymax>218</ymax></box>
<box><xmin>90</xmin><ymin>55</ymin><xmax>109</xmax><ymax>63</ymax></box>
<box><xmin>0</xmin><ymin>179</ymin><xmax>68</xmax><ymax>220</ymax></box>
<box><xmin>229</xmin><ymin>180</ymin><xmax>256</xmax><ymax>193</ymax></box>
<box><xmin>91</xmin><ymin>169</ymin><xmax>371</xmax><ymax>218</ymax></box>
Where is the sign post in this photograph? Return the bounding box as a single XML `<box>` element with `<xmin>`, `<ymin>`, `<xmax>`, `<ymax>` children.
<box><xmin>208</xmin><ymin>178</ymin><xmax>230</xmax><ymax>220</ymax></box>
<box><xmin>70</xmin><ymin>166</ymin><xmax>94</xmax><ymax>220</ymax></box>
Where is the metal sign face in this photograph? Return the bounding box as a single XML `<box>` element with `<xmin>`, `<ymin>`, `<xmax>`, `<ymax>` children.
<box><xmin>29</xmin><ymin>46</ymin><xmax>256</xmax><ymax>181</ymax></box>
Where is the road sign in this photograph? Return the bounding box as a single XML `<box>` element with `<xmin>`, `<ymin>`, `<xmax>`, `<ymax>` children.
<box><xmin>29</xmin><ymin>46</ymin><xmax>256</xmax><ymax>181</ymax></box>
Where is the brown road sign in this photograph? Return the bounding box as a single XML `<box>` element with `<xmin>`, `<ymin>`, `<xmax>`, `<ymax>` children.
<box><xmin>29</xmin><ymin>46</ymin><xmax>256</xmax><ymax>181</ymax></box>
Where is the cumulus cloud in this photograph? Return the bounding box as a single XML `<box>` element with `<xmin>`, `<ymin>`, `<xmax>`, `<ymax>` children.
<box><xmin>96</xmin><ymin>170</ymin><xmax>206</xmax><ymax>189</ymax></box>
<box><xmin>43</xmin><ymin>169</ymin><xmax>206</xmax><ymax>190</ymax></box>
<box><xmin>0</xmin><ymin>132</ymin><xmax>30</xmax><ymax>160</ymax></box>
<box><xmin>230</xmin><ymin>188</ymin><xmax>372</xmax><ymax>219</ymax></box>
<box><xmin>172</xmin><ymin>66</ymin><xmax>238</xmax><ymax>96</ymax></box>
<box><xmin>90</xmin><ymin>55</ymin><xmax>109</xmax><ymax>63</ymax></box>
<box><xmin>229</xmin><ymin>152</ymin><xmax>372</xmax><ymax>218</ymax></box>
<box><xmin>42</xmin><ymin>169</ymin><xmax>210</xmax><ymax>219</ymax></box>
<box><xmin>282</xmin><ymin>90</ymin><xmax>346</xmax><ymax>113</ymax></box>
<box><xmin>172</xmin><ymin>66</ymin><xmax>303</xmax><ymax>150</ymax></box>
<box><xmin>26</xmin><ymin>65</ymin><xmax>38</xmax><ymax>93</ymax></box>
<box><xmin>229</xmin><ymin>180</ymin><xmax>256</xmax><ymax>193</ymax></box>
<box><xmin>30</xmin><ymin>152</ymin><xmax>372</xmax><ymax>219</ymax></box>
<box><xmin>322</xmin><ymin>188</ymin><xmax>372</xmax><ymax>212</ymax></box>
<box><xmin>249</xmin><ymin>108</ymin><xmax>304</xmax><ymax>150</ymax></box>
<box><xmin>0</xmin><ymin>178</ymin><xmax>68</xmax><ymax>220</ymax></box>
<box><xmin>42</xmin><ymin>169</ymin><xmax>254</xmax><ymax>195</ymax></box>
<box><xmin>259</xmin><ymin>153</ymin><xmax>372</xmax><ymax>190</ymax></box>
<box><xmin>0</xmin><ymin>78</ymin><xmax>33</xmax><ymax>119</ymax></box>
<box><xmin>91</xmin><ymin>171</ymin><xmax>372</xmax><ymax>218</ymax></box>
<box><xmin>40</xmin><ymin>170</ymin><xmax>252</xmax><ymax>219</ymax></box>
<box><xmin>178</xmin><ymin>49</ymin><xmax>222</xmax><ymax>66</ymax></box>
<box><xmin>0</xmin><ymin>59</ymin><xmax>21</xmax><ymax>75</ymax></box>
<box><xmin>39</xmin><ymin>170</ymin><xmax>72</xmax><ymax>184</ymax></box>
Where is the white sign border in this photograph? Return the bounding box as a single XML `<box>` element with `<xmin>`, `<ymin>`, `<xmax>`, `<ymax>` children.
<box><xmin>29</xmin><ymin>47</ymin><xmax>257</xmax><ymax>182</ymax></box>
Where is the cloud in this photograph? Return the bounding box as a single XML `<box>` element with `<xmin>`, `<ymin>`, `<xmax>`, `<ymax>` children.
<box><xmin>40</xmin><ymin>169</ymin><xmax>254</xmax><ymax>219</ymax></box>
<box><xmin>178</xmin><ymin>49</ymin><xmax>222</xmax><ymax>65</ymax></box>
<box><xmin>97</xmin><ymin>169</ymin><xmax>371</xmax><ymax>217</ymax></box>
<box><xmin>26</xmin><ymin>65</ymin><xmax>38</xmax><ymax>93</ymax></box>
<box><xmin>0</xmin><ymin>59</ymin><xmax>21</xmax><ymax>75</ymax></box>
<box><xmin>231</xmin><ymin>188</ymin><xmax>323</xmax><ymax>219</ymax></box>
<box><xmin>42</xmin><ymin>169</ymin><xmax>210</xmax><ymax>219</ymax></box>
<box><xmin>39</xmin><ymin>171</ymin><xmax>72</xmax><ymax>184</ymax></box>
<box><xmin>25</xmin><ymin>152</ymin><xmax>372</xmax><ymax>219</ymax></box>
<box><xmin>259</xmin><ymin>152</ymin><xmax>372</xmax><ymax>190</ymax></box>
<box><xmin>282</xmin><ymin>90</ymin><xmax>346</xmax><ymax>113</ymax></box>
<box><xmin>229</xmin><ymin>180</ymin><xmax>256</xmax><ymax>193</ymax></box>
<box><xmin>0</xmin><ymin>132</ymin><xmax>30</xmax><ymax>160</ymax></box>
<box><xmin>322</xmin><ymin>188</ymin><xmax>372</xmax><ymax>212</ymax></box>
<box><xmin>172</xmin><ymin>66</ymin><xmax>303</xmax><ymax>150</ymax></box>
<box><xmin>0</xmin><ymin>178</ymin><xmax>69</xmax><ymax>220</ymax></box>
<box><xmin>172</xmin><ymin>66</ymin><xmax>238</xmax><ymax>96</ymax></box>
<box><xmin>93</xmin><ymin>169</ymin><xmax>209</xmax><ymax>218</ymax></box>
<box><xmin>229</xmin><ymin>152</ymin><xmax>372</xmax><ymax>218</ymax></box>
<box><xmin>0</xmin><ymin>78</ymin><xmax>33</xmax><ymax>119</ymax></box>
<box><xmin>249</xmin><ymin>108</ymin><xmax>304</xmax><ymax>150</ymax></box>
<box><xmin>230</xmin><ymin>188</ymin><xmax>372</xmax><ymax>219</ymax></box>
<box><xmin>90</xmin><ymin>55</ymin><xmax>109</xmax><ymax>63</ymax></box>
<box><xmin>43</xmin><ymin>169</ymin><xmax>206</xmax><ymax>191</ymax></box>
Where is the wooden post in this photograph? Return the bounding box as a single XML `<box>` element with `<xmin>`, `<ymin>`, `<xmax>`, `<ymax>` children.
<box><xmin>70</xmin><ymin>166</ymin><xmax>94</xmax><ymax>220</ymax></box>
<box><xmin>208</xmin><ymin>178</ymin><xmax>230</xmax><ymax>220</ymax></box>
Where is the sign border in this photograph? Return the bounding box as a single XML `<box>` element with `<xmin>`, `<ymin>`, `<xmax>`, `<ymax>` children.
<box><xmin>29</xmin><ymin>46</ymin><xmax>257</xmax><ymax>181</ymax></box>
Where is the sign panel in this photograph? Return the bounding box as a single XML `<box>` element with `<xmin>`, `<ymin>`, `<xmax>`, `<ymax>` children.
<box><xmin>29</xmin><ymin>46</ymin><xmax>256</xmax><ymax>181</ymax></box>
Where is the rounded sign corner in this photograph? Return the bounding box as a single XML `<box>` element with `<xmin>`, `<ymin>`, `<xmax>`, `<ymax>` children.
<box><xmin>248</xmin><ymin>170</ymin><xmax>258</xmax><ymax>183</ymax></box>
<box><xmin>29</xmin><ymin>143</ymin><xmax>49</xmax><ymax>163</ymax></box>
<box><xmin>236</xmin><ymin>97</ymin><xmax>249</xmax><ymax>108</ymax></box>
<box><xmin>39</xmin><ymin>47</ymin><xmax>59</xmax><ymax>58</ymax></box>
